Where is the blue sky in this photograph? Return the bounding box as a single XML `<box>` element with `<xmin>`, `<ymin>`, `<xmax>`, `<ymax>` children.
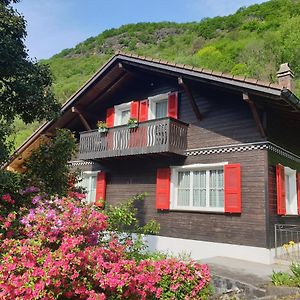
<box><xmin>14</xmin><ymin>0</ymin><xmax>266</xmax><ymax>60</ymax></box>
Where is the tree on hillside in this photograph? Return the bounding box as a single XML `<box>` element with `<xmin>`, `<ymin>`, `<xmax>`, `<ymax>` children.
<box><xmin>0</xmin><ymin>0</ymin><xmax>60</xmax><ymax>164</ymax></box>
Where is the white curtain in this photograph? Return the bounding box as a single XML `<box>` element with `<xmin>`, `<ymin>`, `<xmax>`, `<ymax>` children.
<box><xmin>209</xmin><ymin>170</ymin><xmax>224</xmax><ymax>208</ymax></box>
<box><xmin>155</xmin><ymin>100</ymin><xmax>168</xmax><ymax>119</ymax></box>
<box><xmin>121</xmin><ymin>109</ymin><xmax>130</xmax><ymax>125</ymax></box>
<box><xmin>89</xmin><ymin>175</ymin><xmax>97</xmax><ymax>204</ymax></box>
<box><xmin>193</xmin><ymin>171</ymin><xmax>206</xmax><ymax>207</ymax></box>
<box><xmin>78</xmin><ymin>173</ymin><xmax>97</xmax><ymax>204</ymax></box>
<box><xmin>177</xmin><ymin>171</ymin><xmax>190</xmax><ymax>206</ymax></box>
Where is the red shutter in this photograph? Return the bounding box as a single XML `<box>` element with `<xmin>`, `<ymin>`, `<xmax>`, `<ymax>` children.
<box><xmin>168</xmin><ymin>92</ymin><xmax>178</xmax><ymax>119</ymax></box>
<box><xmin>156</xmin><ymin>168</ymin><xmax>170</xmax><ymax>210</ymax></box>
<box><xmin>106</xmin><ymin>107</ymin><xmax>115</xmax><ymax>128</ymax></box>
<box><xmin>130</xmin><ymin>101</ymin><xmax>139</xmax><ymax>120</ymax></box>
<box><xmin>297</xmin><ymin>172</ymin><xmax>300</xmax><ymax>215</ymax></box>
<box><xmin>139</xmin><ymin>99</ymin><xmax>148</xmax><ymax>122</ymax></box>
<box><xmin>276</xmin><ymin>164</ymin><xmax>286</xmax><ymax>215</ymax></box>
<box><xmin>95</xmin><ymin>172</ymin><xmax>106</xmax><ymax>208</ymax></box>
<box><xmin>224</xmin><ymin>164</ymin><xmax>241</xmax><ymax>213</ymax></box>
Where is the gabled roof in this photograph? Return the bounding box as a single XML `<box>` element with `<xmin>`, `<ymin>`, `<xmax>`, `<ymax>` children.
<box><xmin>4</xmin><ymin>52</ymin><xmax>300</xmax><ymax>171</ymax></box>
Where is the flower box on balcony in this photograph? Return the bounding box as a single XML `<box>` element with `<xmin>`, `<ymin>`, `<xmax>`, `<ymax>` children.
<box><xmin>127</xmin><ymin>118</ymin><xmax>138</xmax><ymax>129</ymax></box>
<box><xmin>97</xmin><ymin>121</ymin><xmax>108</xmax><ymax>133</ymax></box>
<box><xmin>98</xmin><ymin>128</ymin><xmax>108</xmax><ymax>133</ymax></box>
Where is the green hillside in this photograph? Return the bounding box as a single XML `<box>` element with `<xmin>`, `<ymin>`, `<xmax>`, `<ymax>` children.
<box><xmin>13</xmin><ymin>0</ymin><xmax>300</xmax><ymax>148</ymax></box>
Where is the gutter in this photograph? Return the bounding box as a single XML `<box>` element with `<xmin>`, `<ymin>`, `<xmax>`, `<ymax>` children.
<box><xmin>281</xmin><ymin>89</ymin><xmax>300</xmax><ymax>111</ymax></box>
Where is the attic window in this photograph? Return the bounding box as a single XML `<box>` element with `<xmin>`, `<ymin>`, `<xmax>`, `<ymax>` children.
<box><xmin>114</xmin><ymin>102</ymin><xmax>131</xmax><ymax>126</ymax></box>
<box><xmin>148</xmin><ymin>93</ymin><xmax>169</xmax><ymax>120</ymax></box>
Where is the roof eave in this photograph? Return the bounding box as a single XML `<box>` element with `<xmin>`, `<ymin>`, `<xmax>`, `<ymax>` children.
<box><xmin>281</xmin><ymin>89</ymin><xmax>300</xmax><ymax>111</ymax></box>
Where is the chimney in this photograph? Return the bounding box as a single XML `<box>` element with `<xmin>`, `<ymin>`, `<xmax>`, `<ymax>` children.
<box><xmin>277</xmin><ymin>63</ymin><xmax>294</xmax><ymax>91</ymax></box>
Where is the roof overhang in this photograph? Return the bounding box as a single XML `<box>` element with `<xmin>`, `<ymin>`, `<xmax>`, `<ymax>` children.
<box><xmin>4</xmin><ymin>52</ymin><xmax>300</xmax><ymax>170</ymax></box>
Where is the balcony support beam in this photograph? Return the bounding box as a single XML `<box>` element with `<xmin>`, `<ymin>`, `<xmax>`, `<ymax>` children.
<box><xmin>71</xmin><ymin>107</ymin><xmax>92</xmax><ymax>131</ymax></box>
<box><xmin>178</xmin><ymin>77</ymin><xmax>202</xmax><ymax>121</ymax></box>
<box><xmin>243</xmin><ymin>93</ymin><xmax>266</xmax><ymax>138</ymax></box>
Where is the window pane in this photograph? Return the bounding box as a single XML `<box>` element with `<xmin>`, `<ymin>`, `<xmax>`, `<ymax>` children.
<box><xmin>193</xmin><ymin>171</ymin><xmax>206</xmax><ymax>207</ymax></box>
<box><xmin>209</xmin><ymin>170</ymin><xmax>224</xmax><ymax>208</ymax></box>
<box><xmin>155</xmin><ymin>100</ymin><xmax>168</xmax><ymax>119</ymax></box>
<box><xmin>91</xmin><ymin>175</ymin><xmax>96</xmax><ymax>190</ymax></box>
<box><xmin>89</xmin><ymin>175</ymin><xmax>97</xmax><ymax>204</ymax></box>
<box><xmin>285</xmin><ymin>172</ymin><xmax>298</xmax><ymax>215</ymax></box>
<box><xmin>121</xmin><ymin>109</ymin><xmax>130</xmax><ymax>125</ymax></box>
<box><xmin>177</xmin><ymin>171</ymin><xmax>190</xmax><ymax>206</ymax></box>
<box><xmin>78</xmin><ymin>174</ymin><xmax>89</xmax><ymax>191</ymax></box>
<box><xmin>285</xmin><ymin>174</ymin><xmax>290</xmax><ymax>205</ymax></box>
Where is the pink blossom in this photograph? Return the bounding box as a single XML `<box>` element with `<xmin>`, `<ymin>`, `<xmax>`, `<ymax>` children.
<box><xmin>0</xmin><ymin>195</ymin><xmax>211</xmax><ymax>299</ymax></box>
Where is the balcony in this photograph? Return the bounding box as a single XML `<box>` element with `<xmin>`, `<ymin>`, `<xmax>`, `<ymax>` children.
<box><xmin>78</xmin><ymin>117</ymin><xmax>188</xmax><ymax>160</ymax></box>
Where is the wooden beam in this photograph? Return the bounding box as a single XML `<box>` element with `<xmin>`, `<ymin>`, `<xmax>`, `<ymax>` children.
<box><xmin>71</xmin><ymin>107</ymin><xmax>92</xmax><ymax>131</ymax></box>
<box><xmin>118</xmin><ymin>62</ymin><xmax>141</xmax><ymax>78</ymax></box>
<box><xmin>178</xmin><ymin>77</ymin><xmax>202</xmax><ymax>121</ymax></box>
<box><xmin>243</xmin><ymin>93</ymin><xmax>266</xmax><ymax>138</ymax></box>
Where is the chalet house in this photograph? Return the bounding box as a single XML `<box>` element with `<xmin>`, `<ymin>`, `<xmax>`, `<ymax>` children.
<box><xmin>7</xmin><ymin>53</ymin><xmax>300</xmax><ymax>264</ymax></box>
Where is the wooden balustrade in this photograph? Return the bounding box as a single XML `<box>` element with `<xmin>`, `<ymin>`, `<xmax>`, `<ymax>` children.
<box><xmin>78</xmin><ymin>118</ymin><xmax>188</xmax><ymax>160</ymax></box>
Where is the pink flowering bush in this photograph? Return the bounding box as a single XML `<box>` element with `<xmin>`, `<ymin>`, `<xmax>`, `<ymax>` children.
<box><xmin>0</xmin><ymin>186</ymin><xmax>42</xmax><ymax>240</ymax></box>
<box><xmin>0</xmin><ymin>193</ymin><xmax>17</xmax><ymax>240</ymax></box>
<box><xmin>0</xmin><ymin>193</ymin><xmax>212</xmax><ymax>299</ymax></box>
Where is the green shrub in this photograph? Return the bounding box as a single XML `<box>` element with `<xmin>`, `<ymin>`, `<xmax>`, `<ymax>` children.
<box><xmin>272</xmin><ymin>271</ymin><xmax>294</xmax><ymax>286</ymax></box>
<box><xmin>104</xmin><ymin>193</ymin><xmax>161</xmax><ymax>261</ymax></box>
<box><xmin>291</xmin><ymin>263</ymin><xmax>300</xmax><ymax>278</ymax></box>
<box><xmin>25</xmin><ymin>129</ymin><xmax>77</xmax><ymax>196</ymax></box>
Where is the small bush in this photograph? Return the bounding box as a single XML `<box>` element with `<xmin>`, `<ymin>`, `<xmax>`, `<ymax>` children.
<box><xmin>272</xmin><ymin>271</ymin><xmax>295</xmax><ymax>287</ymax></box>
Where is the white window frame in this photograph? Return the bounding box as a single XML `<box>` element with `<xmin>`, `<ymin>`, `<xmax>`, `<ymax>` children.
<box><xmin>284</xmin><ymin>166</ymin><xmax>298</xmax><ymax>215</ymax></box>
<box><xmin>78</xmin><ymin>171</ymin><xmax>98</xmax><ymax>204</ymax></box>
<box><xmin>148</xmin><ymin>92</ymin><xmax>169</xmax><ymax>120</ymax></box>
<box><xmin>170</xmin><ymin>162</ymin><xmax>228</xmax><ymax>212</ymax></box>
<box><xmin>114</xmin><ymin>102</ymin><xmax>131</xmax><ymax>126</ymax></box>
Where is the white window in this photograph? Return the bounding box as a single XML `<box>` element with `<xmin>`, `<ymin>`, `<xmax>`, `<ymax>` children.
<box><xmin>77</xmin><ymin>171</ymin><xmax>97</xmax><ymax>204</ymax></box>
<box><xmin>170</xmin><ymin>163</ymin><xmax>227</xmax><ymax>212</ymax></box>
<box><xmin>284</xmin><ymin>166</ymin><xmax>297</xmax><ymax>215</ymax></box>
<box><xmin>148</xmin><ymin>93</ymin><xmax>169</xmax><ymax>120</ymax></box>
<box><xmin>114</xmin><ymin>102</ymin><xmax>131</xmax><ymax>126</ymax></box>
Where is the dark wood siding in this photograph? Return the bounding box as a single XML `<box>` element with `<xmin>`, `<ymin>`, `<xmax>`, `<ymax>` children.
<box><xmin>179</xmin><ymin>82</ymin><xmax>265</xmax><ymax>149</ymax></box>
<box><xmin>78</xmin><ymin>74</ymin><xmax>265</xmax><ymax>149</ymax></box>
<box><xmin>76</xmin><ymin>73</ymin><xmax>277</xmax><ymax>248</ymax></box>
<box><xmin>105</xmin><ymin>149</ymin><xmax>268</xmax><ymax>248</ymax></box>
<box><xmin>267</xmin><ymin>109</ymin><xmax>300</xmax><ymax>156</ymax></box>
<box><xmin>267</xmin><ymin>151</ymin><xmax>300</xmax><ymax>248</ymax></box>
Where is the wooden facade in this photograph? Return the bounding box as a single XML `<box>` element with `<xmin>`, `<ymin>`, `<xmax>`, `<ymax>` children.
<box><xmin>103</xmin><ymin>150</ymin><xmax>267</xmax><ymax>248</ymax></box>
<box><xmin>8</xmin><ymin>54</ymin><xmax>300</xmax><ymax>255</ymax></box>
<box><xmin>76</xmin><ymin>76</ymin><xmax>274</xmax><ymax>249</ymax></box>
